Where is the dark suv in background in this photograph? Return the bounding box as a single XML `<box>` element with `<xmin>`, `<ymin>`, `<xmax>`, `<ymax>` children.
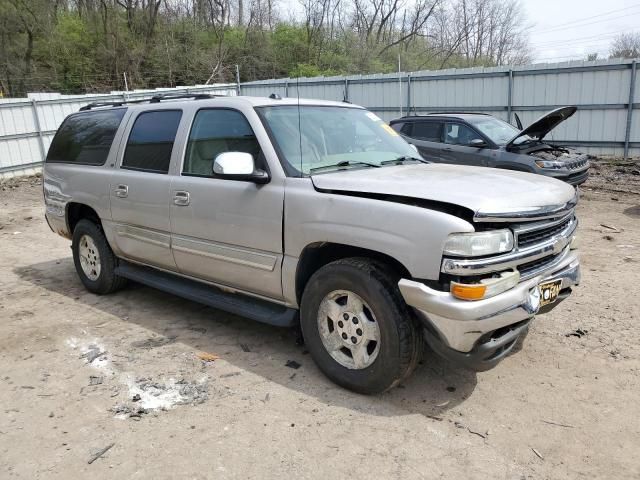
<box><xmin>390</xmin><ymin>106</ymin><xmax>590</xmax><ymax>186</ymax></box>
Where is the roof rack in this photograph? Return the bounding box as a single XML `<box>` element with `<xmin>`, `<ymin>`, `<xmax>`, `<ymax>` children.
<box><xmin>79</xmin><ymin>98</ymin><xmax>147</xmax><ymax>111</ymax></box>
<box><xmin>423</xmin><ymin>112</ymin><xmax>492</xmax><ymax>116</ymax></box>
<box><xmin>79</xmin><ymin>92</ymin><xmax>220</xmax><ymax>111</ymax></box>
<box><xmin>149</xmin><ymin>93</ymin><xmax>216</xmax><ymax>103</ymax></box>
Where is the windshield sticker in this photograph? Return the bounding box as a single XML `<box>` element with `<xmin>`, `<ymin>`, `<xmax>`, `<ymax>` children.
<box><xmin>381</xmin><ymin>123</ymin><xmax>399</xmax><ymax>136</ymax></box>
<box><xmin>366</xmin><ymin>112</ymin><xmax>382</xmax><ymax>122</ymax></box>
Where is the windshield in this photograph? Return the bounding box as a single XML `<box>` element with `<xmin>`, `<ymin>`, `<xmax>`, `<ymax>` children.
<box><xmin>467</xmin><ymin>116</ymin><xmax>532</xmax><ymax>145</ymax></box>
<box><xmin>256</xmin><ymin>105</ymin><xmax>419</xmax><ymax>175</ymax></box>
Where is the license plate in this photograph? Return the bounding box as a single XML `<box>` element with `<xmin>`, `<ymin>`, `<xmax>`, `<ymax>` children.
<box><xmin>539</xmin><ymin>279</ymin><xmax>562</xmax><ymax>307</ymax></box>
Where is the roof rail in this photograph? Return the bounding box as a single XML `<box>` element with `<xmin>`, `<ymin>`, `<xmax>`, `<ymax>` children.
<box><xmin>149</xmin><ymin>93</ymin><xmax>217</xmax><ymax>103</ymax></box>
<box><xmin>423</xmin><ymin>111</ymin><xmax>492</xmax><ymax>116</ymax></box>
<box><xmin>79</xmin><ymin>92</ymin><xmax>221</xmax><ymax>111</ymax></box>
<box><xmin>78</xmin><ymin>98</ymin><xmax>147</xmax><ymax>111</ymax></box>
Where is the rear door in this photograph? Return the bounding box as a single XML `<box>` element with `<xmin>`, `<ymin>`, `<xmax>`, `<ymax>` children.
<box><xmin>401</xmin><ymin>121</ymin><xmax>446</xmax><ymax>162</ymax></box>
<box><xmin>440</xmin><ymin>122</ymin><xmax>489</xmax><ymax>167</ymax></box>
<box><xmin>109</xmin><ymin>109</ymin><xmax>183</xmax><ymax>270</ymax></box>
<box><xmin>169</xmin><ymin>108</ymin><xmax>285</xmax><ymax>299</ymax></box>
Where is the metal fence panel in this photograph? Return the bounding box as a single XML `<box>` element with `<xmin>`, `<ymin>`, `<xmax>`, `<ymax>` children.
<box><xmin>0</xmin><ymin>84</ymin><xmax>236</xmax><ymax>178</ymax></box>
<box><xmin>238</xmin><ymin>59</ymin><xmax>640</xmax><ymax>158</ymax></box>
<box><xmin>2</xmin><ymin>60</ymin><xmax>640</xmax><ymax>180</ymax></box>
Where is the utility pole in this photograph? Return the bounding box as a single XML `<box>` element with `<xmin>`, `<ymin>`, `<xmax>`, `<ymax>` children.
<box><xmin>235</xmin><ymin>65</ymin><xmax>241</xmax><ymax>96</ymax></box>
<box><xmin>398</xmin><ymin>53</ymin><xmax>403</xmax><ymax>118</ymax></box>
<box><xmin>123</xmin><ymin>72</ymin><xmax>129</xmax><ymax>99</ymax></box>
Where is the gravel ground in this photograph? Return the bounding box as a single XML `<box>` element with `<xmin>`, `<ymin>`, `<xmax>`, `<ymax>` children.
<box><xmin>0</xmin><ymin>167</ymin><xmax>639</xmax><ymax>479</ymax></box>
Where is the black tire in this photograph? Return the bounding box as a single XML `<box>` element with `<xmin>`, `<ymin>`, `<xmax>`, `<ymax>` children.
<box><xmin>300</xmin><ymin>258</ymin><xmax>422</xmax><ymax>394</ymax></box>
<box><xmin>72</xmin><ymin>219</ymin><xmax>127</xmax><ymax>295</ymax></box>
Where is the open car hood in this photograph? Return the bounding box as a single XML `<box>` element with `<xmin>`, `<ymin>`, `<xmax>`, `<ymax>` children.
<box><xmin>311</xmin><ymin>163</ymin><xmax>576</xmax><ymax>221</ymax></box>
<box><xmin>506</xmin><ymin>106</ymin><xmax>577</xmax><ymax>148</ymax></box>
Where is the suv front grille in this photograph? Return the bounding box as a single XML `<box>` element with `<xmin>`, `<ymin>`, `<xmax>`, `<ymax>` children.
<box><xmin>517</xmin><ymin>216</ymin><xmax>573</xmax><ymax>248</ymax></box>
<box><xmin>517</xmin><ymin>253</ymin><xmax>561</xmax><ymax>277</ymax></box>
<box><xmin>568</xmin><ymin>159</ymin><xmax>589</xmax><ymax>170</ymax></box>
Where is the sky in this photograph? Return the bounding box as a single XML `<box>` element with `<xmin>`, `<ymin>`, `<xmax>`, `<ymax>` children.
<box><xmin>522</xmin><ymin>0</ymin><xmax>640</xmax><ymax>62</ymax></box>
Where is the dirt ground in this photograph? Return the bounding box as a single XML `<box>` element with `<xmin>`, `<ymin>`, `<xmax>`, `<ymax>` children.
<box><xmin>1</xmin><ymin>163</ymin><xmax>639</xmax><ymax>479</ymax></box>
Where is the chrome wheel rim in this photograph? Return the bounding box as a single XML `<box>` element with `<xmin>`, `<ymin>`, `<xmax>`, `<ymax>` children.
<box><xmin>317</xmin><ymin>290</ymin><xmax>381</xmax><ymax>370</ymax></box>
<box><xmin>79</xmin><ymin>234</ymin><xmax>101</xmax><ymax>281</ymax></box>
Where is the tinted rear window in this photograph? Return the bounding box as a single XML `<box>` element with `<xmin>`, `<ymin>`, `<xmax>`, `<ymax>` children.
<box><xmin>46</xmin><ymin>109</ymin><xmax>126</xmax><ymax>165</ymax></box>
<box><xmin>412</xmin><ymin>122</ymin><xmax>443</xmax><ymax>142</ymax></box>
<box><xmin>122</xmin><ymin>110</ymin><xmax>182</xmax><ymax>174</ymax></box>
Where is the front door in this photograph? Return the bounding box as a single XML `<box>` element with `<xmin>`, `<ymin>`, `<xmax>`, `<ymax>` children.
<box><xmin>169</xmin><ymin>108</ymin><xmax>285</xmax><ymax>300</ymax></box>
<box><xmin>440</xmin><ymin>122</ymin><xmax>489</xmax><ymax>167</ymax></box>
<box><xmin>109</xmin><ymin>109</ymin><xmax>183</xmax><ymax>270</ymax></box>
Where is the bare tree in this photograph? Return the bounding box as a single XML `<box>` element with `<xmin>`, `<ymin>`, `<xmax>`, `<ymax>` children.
<box><xmin>609</xmin><ymin>32</ymin><xmax>640</xmax><ymax>59</ymax></box>
<box><xmin>432</xmin><ymin>0</ymin><xmax>530</xmax><ymax>67</ymax></box>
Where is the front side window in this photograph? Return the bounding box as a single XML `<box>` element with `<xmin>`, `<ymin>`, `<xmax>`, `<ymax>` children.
<box><xmin>122</xmin><ymin>110</ymin><xmax>182</xmax><ymax>174</ymax></box>
<box><xmin>412</xmin><ymin>122</ymin><xmax>443</xmax><ymax>142</ymax></box>
<box><xmin>467</xmin><ymin>116</ymin><xmax>530</xmax><ymax>145</ymax></box>
<box><xmin>444</xmin><ymin>123</ymin><xmax>481</xmax><ymax>146</ymax></box>
<box><xmin>256</xmin><ymin>106</ymin><xmax>417</xmax><ymax>175</ymax></box>
<box><xmin>46</xmin><ymin>109</ymin><xmax>126</xmax><ymax>165</ymax></box>
<box><xmin>183</xmin><ymin>109</ymin><xmax>261</xmax><ymax>177</ymax></box>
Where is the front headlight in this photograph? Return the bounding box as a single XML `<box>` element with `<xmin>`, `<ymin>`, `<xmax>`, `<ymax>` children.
<box><xmin>444</xmin><ymin>230</ymin><xmax>514</xmax><ymax>257</ymax></box>
<box><xmin>535</xmin><ymin>160</ymin><xmax>566</xmax><ymax>169</ymax></box>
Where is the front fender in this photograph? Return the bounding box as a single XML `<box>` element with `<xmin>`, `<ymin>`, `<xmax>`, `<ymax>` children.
<box><xmin>282</xmin><ymin>178</ymin><xmax>474</xmax><ymax>300</ymax></box>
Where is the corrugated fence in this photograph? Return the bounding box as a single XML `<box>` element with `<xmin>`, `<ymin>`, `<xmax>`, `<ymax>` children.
<box><xmin>241</xmin><ymin>58</ymin><xmax>639</xmax><ymax>158</ymax></box>
<box><xmin>1</xmin><ymin>59</ymin><xmax>638</xmax><ymax>179</ymax></box>
<box><xmin>0</xmin><ymin>84</ymin><xmax>236</xmax><ymax>179</ymax></box>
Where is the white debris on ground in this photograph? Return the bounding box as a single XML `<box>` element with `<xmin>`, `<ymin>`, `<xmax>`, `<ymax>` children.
<box><xmin>65</xmin><ymin>336</ymin><xmax>209</xmax><ymax>419</ymax></box>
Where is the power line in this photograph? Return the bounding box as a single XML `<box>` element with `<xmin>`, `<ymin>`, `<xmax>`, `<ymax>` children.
<box><xmin>535</xmin><ymin>4</ymin><xmax>640</xmax><ymax>34</ymax></box>
<box><xmin>530</xmin><ymin>30</ymin><xmax>640</xmax><ymax>49</ymax></box>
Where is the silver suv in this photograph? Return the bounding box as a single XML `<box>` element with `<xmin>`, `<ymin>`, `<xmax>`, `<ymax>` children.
<box><xmin>43</xmin><ymin>94</ymin><xmax>580</xmax><ymax>393</ymax></box>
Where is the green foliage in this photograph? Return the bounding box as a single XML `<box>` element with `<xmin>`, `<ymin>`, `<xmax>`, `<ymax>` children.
<box><xmin>0</xmin><ymin>0</ymin><xmax>530</xmax><ymax>97</ymax></box>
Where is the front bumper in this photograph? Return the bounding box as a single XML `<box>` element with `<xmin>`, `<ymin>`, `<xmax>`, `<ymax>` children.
<box><xmin>399</xmin><ymin>251</ymin><xmax>580</xmax><ymax>370</ymax></box>
<box><xmin>541</xmin><ymin>166</ymin><xmax>590</xmax><ymax>186</ymax></box>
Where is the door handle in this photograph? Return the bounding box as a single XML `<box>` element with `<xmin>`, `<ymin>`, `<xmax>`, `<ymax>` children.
<box><xmin>173</xmin><ymin>191</ymin><xmax>190</xmax><ymax>206</ymax></box>
<box><xmin>443</xmin><ymin>147</ymin><xmax>453</xmax><ymax>152</ymax></box>
<box><xmin>114</xmin><ymin>184</ymin><xmax>128</xmax><ymax>198</ymax></box>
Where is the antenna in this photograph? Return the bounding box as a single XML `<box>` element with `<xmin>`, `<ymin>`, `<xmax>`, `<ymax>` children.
<box><xmin>297</xmin><ymin>76</ymin><xmax>303</xmax><ymax>177</ymax></box>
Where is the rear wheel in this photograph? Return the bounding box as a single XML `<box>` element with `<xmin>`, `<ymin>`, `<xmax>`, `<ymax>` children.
<box><xmin>72</xmin><ymin>219</ymin><xmax>126</xmax><ymax>294</ymax></box>
<box><xmin>300</xmin><ymin>258</ymin><xmax>422</xmax><ymax>394</ymax></box>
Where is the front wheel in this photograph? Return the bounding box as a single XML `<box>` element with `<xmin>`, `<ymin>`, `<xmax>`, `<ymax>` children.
<box><xmin>72</xmin><ymin>219</ymin><xmax>126</xmax><ymax>295</ymax></box>
<box><xmin>300</xmin><ymin>258</ymin><xmax>422</xmax><ymax>394</ymax></box>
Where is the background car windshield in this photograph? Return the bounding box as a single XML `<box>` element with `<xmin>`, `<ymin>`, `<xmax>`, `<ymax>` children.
<box><xmin>257</xmin><ymin>106</ymin><xmax>417</xmax><ymax>175</ymax></box>
<box><xmin>467</xmin><ymin>117</ymin><xmax>531</xmax><ymax>145</ymax></box>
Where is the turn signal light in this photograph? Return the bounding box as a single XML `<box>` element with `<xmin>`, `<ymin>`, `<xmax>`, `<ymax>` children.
<box><xmin>451</xmin><ymin>283</ymin><xmax>487</xmax><ymax>300</ymax></box>
<box><xmin>451</xmin><ymin>269</ymin><xmax>520</xmax><ymax>301</ymax></box>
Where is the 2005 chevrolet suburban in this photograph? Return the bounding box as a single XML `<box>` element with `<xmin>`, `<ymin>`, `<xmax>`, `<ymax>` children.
<box><xmin>43</xmin><ymin>93</ymin><xmax>580</xmax><ymax>393</ymax></box>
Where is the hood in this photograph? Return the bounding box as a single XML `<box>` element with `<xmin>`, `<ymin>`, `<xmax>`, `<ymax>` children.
<box><xmin>311</xmin><ymin>163</ymin><xmax>576</xmax><ymax>221</ymax></box>
<box><xmin>506</xmin><ymin>106</ymin><xmax>577</xmax><ymax>148</ymax></box>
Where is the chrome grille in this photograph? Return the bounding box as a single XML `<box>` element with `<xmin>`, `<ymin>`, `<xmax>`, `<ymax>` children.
<box><xmin>517</xmin><ymin>253</ymin><xmax>562</xmax><ymax>277</ymax></box>
<box><xmin>517</xmin><ymin>216</ymin><xmax>573</xmax><ymax>248</ymax></box>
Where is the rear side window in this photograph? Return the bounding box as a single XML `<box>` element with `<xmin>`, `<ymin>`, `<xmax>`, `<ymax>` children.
<box><xmin>412</xmin><ymin>122</ymin><xmax>443</xmax><ymax>142</ymax></box>
<box><xmin>46</xmin><ymin>109</ymin><xmax>126</xmax><ymax>165</ymax></box>
<box><xmin>400</xmin><ymin>123</ymin><xmax>413</xmax><ymax>136</ymax></box>
<box><xmin>122</xmin><ymin>110</ymin><xmax>182</xmax><ymax>174</ymax></box>
<box><xmin>183</xmin><ymin>109</ymin><xmax>261</xmax><ymax>177</ymax></box>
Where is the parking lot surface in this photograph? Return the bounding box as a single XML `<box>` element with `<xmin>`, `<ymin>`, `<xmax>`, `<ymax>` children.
<box><xmin>1</xmin><ymin>171</ymin><xmax>639</xmax><ymax>479</ymax></box>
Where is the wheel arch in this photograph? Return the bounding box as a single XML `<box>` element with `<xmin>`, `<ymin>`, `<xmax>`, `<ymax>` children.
<box><xmin>294</xmin><ymin>242</ymin><xmax>411</xmax><ymax>304</ymax></box>
<box><xmin>66</xmin><ymin>202</ymin><xmax>102</xmax><ymax>234</ymax></box>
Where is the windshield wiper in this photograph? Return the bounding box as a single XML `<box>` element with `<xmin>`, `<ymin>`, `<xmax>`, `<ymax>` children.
<box><xmin>309</xmin><ymin>160</ymin><xmax>381</xmax><ymax>173</ymax></box>
<box><xmin>380</xmin><ymin>155</ymin><xmax>430</xmax><ymax>166</ymax></box>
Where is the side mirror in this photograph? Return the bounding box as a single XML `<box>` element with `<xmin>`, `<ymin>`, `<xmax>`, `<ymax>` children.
<box><xmin>469</xmin><ymin>138</ymin><xmax>487</xmax><ymax>148</ymax></box>
<box><xmin>213</xmin><ymin>152</ymin><xmax>269</xmax><ymax>184</ymax></box>
<box><xmin>408</xmin><ymin>144</ymin><xmax>419</xmax><ymax>153</ymax></box>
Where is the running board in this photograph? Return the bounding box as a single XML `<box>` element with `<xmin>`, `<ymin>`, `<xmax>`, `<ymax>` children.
<box><xmin>115</xmin><ymin>262</ymin><xmax>297</xmax><ymax>328</ymax></box>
